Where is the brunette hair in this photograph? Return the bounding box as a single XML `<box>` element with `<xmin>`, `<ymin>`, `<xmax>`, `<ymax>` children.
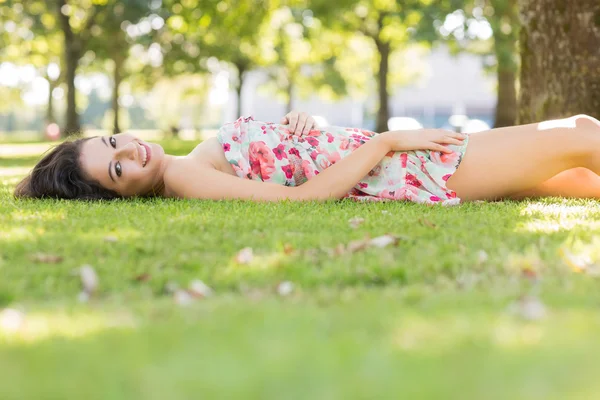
<box><xmin>14</xmin><ymin>138</ymin><xmax>120</xmax><ymax>200</ymax></box>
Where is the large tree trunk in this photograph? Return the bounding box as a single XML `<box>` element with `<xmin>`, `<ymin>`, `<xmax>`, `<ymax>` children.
<box><xmin>375</xmin><ymin>38</ymin><xmax>391</xmax><ymax>133</ymax></box>
<box><xmin>492</xmin><ymin>0</ymin><xmax>519</xmax><ymax>127</ymax></box>
<box><xmin>518</xmin><ymin>0</ymin><xmax>600</xmax><ymax>124</ymax></box>
<box><xmin>57</xmin><ymin>0</ymin><xmax>81</xmax><ymax>136</ymax></box>
<box><xmin>112</xmin><ymin>55</ymin><xmax>123</xmax><ymax>135</ymax></box>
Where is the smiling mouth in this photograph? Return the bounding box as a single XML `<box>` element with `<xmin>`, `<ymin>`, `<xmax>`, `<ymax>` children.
<box><xmin>137</xmin><ymin>141</ymin><xmax>152</xmax><ymax>167</ymax></box>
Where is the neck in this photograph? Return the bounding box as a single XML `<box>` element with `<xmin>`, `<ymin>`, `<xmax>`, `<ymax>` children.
<box><xmin>149</xmin><ymin>154</ymin><xmax>176</xmax><ymax>197</ymax></box>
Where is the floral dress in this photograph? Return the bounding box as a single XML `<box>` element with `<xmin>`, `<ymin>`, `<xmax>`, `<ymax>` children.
<box><xmin>216</xmin><ymin>116</ymin><xmax>471</xmax><ymax>205</ymax></box>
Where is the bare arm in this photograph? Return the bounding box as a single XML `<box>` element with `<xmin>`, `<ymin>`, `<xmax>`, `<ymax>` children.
<box><xmin>165</xmin><ymin>133</ymin><xmax>392</xmax><ymax>202</ymax></box>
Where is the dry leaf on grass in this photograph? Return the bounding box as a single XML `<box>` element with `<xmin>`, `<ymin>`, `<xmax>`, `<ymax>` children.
<box><xmin>348</xmin><ymin>217</ymin><xmax>365</xmax><ymax>229</ymax></box>
<box><xmin>559</xmin><ymin>247</ymin><xmax>592</xmax><ymax>273</ymax></box>
<box><xmin>174</xmin><ymin>289</ymin><xmax>193</xmax><ymax>306</ymax></box>
<box><xmin>31</xmin><ymin>253</ymin><xmax>63</xmax><ymax>264</ymax></box>
<box><xmin>513</xmin><ymin>296</ymin><xmax>546</xmax><ymax>321</ymax></box>
<box><xmin>79</xmin><ymin>265</ymin><xmax>98</xmax><ymax>295</ymax></box>
<box><xmin>327</xmin><ymin>234</ymin><xmax>405</xmax><ymax>255</ymax></box>
<box><xmin>133</xmin><ymin>273</ymin><xmax>151</xmax><ymax>282</ymax></box>
<box><xmin>476</xmin><ymin>250</ymin><xmax>488</xmax><ymax>264</ymax></box>
<box><xmin>283</xmin><ymin>243</ymin><xmax>295</xmax><ymax>255</ymax></box>
<box><xmin>276</xmin><ymin>281</ymin><xmax>294</xmax><ymax>296</ymax></box>
<box><xmin>235</xmin><ymin>247</ymin><xmax>254</xmax><ymax>264</ymax></box>
<box><xmin>418</xmin><ymin>218</ymin><xmax>436</xmax><ymax>228</ymax></box>
<box><xmin>188</xmin><ymin>280</ymin><xmax>213</xmax><ymax>298</ymax></box>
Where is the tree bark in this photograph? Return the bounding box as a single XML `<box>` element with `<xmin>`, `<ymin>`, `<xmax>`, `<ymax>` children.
<box><xmin>57</xmin><ymin>0</ymin><xmax>81</xmax><ymax>136</ymax></box>
<box><xmin>518</xmin><ymin>0</ymin><xmax>600</xmax><ymax>123</ymax></box>
<box><xmin>112</xmin><ymin>55</ymin><xmax>123</xmax><ymax>134</ymax></box>
<box><xmin>286</xmin><ymin>70</ymin><xmax>294</xmax><ymax>114</ymax></box>
<box><xmin>375</xmin><ymin>38</ymin><xmax>391</xmax><ymax>133</ymax></box>
<box><xmin>492</xmin><ymin>0</ymin><xmax>519</xmax><ymax>127</ymax></box>
<box><xmin>234</xmin><ymin>63</ymin><xmax>247</xmax><ymax>118</ymax></box>
<box><xmin>46</xmin><ymin>79</ymin><xmax>56</xmax><ymax>125</ymax></box>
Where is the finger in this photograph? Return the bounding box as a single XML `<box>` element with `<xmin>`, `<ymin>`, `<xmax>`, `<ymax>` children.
<box><xmin>296</xmin><ymin>114</ymin><xmax>309</xmax><ymax>135</ymax></box>
<box><xmin>439</xmin><ymin>137</ymin><xmax>464</xmax><ymax>145</ymax></box>
<box><xmin>281</xmin><ymin>116</ymin><xmax>289</xmax><ymax>124</ymax></box>
<box><xmin>289</xmin><ymin>114</ymin><xmax>299</xmax><ymax>133</ymax></box>
<box><xmin>302</xmin><ymin>118</ymin><xmax>314</xmax><ymax>136</ymax></box>
<box><xmin>449</xmin><ymin>132</ymin><xmax>467</xmax><ymax>140</ymax></box>
<box><xmin>433</xmin><ymin>144</ymin><xmax>452</xmax><ymax>153</ymax></box>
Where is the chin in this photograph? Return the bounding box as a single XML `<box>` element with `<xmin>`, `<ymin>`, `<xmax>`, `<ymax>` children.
<box><xmin>149</xmin><ymin>142</ymin><xmax>165</xmax><ymax>162</ymax></box>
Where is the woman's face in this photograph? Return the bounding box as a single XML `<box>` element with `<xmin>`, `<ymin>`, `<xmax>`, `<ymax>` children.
<box><xmin>80</xmin><ymin>133</ymin><xmax>166</xmax><ymax>197</ymax></box>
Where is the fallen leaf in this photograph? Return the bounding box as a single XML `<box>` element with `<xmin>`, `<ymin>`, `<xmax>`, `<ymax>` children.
<box><xmin>277</xmin><ymin>281</ymin><xmax>294</xmax><ymax>296</ymax></box>
<box><xmin>515</xmin><ymin>296</ymin><xmax>546</xmax><ymax>321</ymax></box>
<box><xmin>79</xmin><ymin>265</ymin><xmax>98</xmax><ymax>295</ymax></box>
<box><xmin>133</xmin><ymin>273</ymin><xmax>151</xmax><ymax>282</ymax></box>
<box><xmin>283</xmin><ymin>243</ymin><xmax>294</xmax><ymax>255</ymax></box>
<box><xmin>77</xmin><ymin>291</ymin><xmax>90</xmax><ymax>303</ymax></box>
<box><xmin>419</xmin><ymin>218</ymin><xmax>436</xmax><ymax>228</ymax></box>
<box><xmin>235</xmin><ymin>247</ymin><xmax>254</xmax><ymax>264</ymax></box>
<box><xmin>188</xmin><ymin>280</ymin><xmax>213</xmax><ymax>298</ymax></box>
<box><xmin>164</xmin><ymin>281</ymin><xmax>179</xmax><ymax>294</ymax></box>
<box><xmin>369</xmin><ymin>234</ymin><xmax>400</xmax><ymax>248</ymax></box>
<box><xmin>347</xmin><ymin>237</ymin><xmax>371</xmax><ymax>253</ymax></box>
<box><xmin>174</xmin><ymin>289</ymin><xmax>193</xmax><ymax>306</ymax></box>
<box><xmin>476</xmin><ymin>250</ymin><xmax>488</xmax><ymax>264</ymax></box>
<box><xmin>559</xmin><ymin>247</ymin><xmax>592</xmax><ymax>272</ymax></box>
<box><xmin>31</xmin><ymin>253</ymin><xmax>63</xmax><ymax>264</ymax></box>
<box><xmin>348</xmin><ymin>217</ymin><xmax>365</xmax><ymax>229</ymax></box>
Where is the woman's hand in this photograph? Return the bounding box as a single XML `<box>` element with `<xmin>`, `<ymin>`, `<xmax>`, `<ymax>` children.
<box><xmin>281</xmin><ymin>111</ymin><xmax>318</xmax><ymax>136</ymax></box>
<box><xmin>382</xmin><ymin>129</ymin><xmax>467</xmax><ymax>154</ymax></box>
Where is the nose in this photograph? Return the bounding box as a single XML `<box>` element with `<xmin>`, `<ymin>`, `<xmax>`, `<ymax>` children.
<box><xmin>115</xmin><ymin>141</ymin><xmax>137</xmax><ymax>162</ymax></box>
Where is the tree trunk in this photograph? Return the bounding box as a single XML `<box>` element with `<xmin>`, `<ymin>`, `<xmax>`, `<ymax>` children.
<box><xmin>112</xmin><ymin>55</ymin><xmax>123</xmax><ymax>135</ymax></box>
<box><xmin>46</xmin><ymin>79</ymin><xmax>56</xmax><ymax>125</ymax></box>
<box><xmin>492</xmin><ymin>0</ymin><xmax>519</xmax><ymax>127</ymax></box>
<box><xmin>518</xmin><ymin>0</ymin><xmax>600</xmax><ymax>123</ymax></box>
<box><xmin>286</xmin><ymin>70</ymin><xmax>294</xmax><ymax>114</ymax></box>
<box><xmin>57</xmin><ymin>0</ymin><xmax>81</xmax><ymax>136</ymax></box>
<box><xmin>375</xmin><ymin>39</ymin><xmax>391</xmax><ymax>133</ymax></box>
<box><xmin>235</xmin><ymin>64</ymin><xmax>246</xmax><ymax>118</ymax></box>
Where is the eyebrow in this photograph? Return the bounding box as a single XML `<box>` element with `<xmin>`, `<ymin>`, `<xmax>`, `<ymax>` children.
<box><xmin>102</xmin><ymin>137</ymin><xmax>115</xmax><ymax>182</ymax></box>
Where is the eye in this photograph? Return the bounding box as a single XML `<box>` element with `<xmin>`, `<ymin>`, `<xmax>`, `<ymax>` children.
<box><xmin>109</xmin><ymin>136</ymin><xmax>117</xmax><ymax>148</ymax></box>
<box><xmin>115</xmin><ymin>162</ymin><xmax>122</xmax><ymax>177</ymax></box>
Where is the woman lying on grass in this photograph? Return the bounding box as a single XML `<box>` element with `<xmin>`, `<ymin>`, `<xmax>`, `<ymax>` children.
<box><xmin>14</xmin><ymin>111</ymin><xmax>600</xmax><ymax>205</ymax></box>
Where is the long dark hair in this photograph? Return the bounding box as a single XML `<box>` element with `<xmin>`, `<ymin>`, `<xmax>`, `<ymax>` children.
<box><xmin>14</xmin><ymin>138</ymin><xmax>120</xmax><ymax>200</ymax></box>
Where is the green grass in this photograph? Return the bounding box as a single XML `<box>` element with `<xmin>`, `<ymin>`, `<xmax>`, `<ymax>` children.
<box><xmin>3</xmin><ymin>140</ymin><xmax>600</xmax><ymax>399</ymax></box>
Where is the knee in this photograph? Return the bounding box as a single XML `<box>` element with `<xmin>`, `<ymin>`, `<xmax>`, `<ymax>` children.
<box><xmin>572</xmin><ymin>114</ymin><xmax>600</xmax><ymax>132</ymax></box>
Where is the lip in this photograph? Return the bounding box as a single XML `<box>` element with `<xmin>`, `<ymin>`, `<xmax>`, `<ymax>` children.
<box><xmin>137</xmin><ymin>141</ymin><xmax>152</xmax><ymax>167</ymax></box>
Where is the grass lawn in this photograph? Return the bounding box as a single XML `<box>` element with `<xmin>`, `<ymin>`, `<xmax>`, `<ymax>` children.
<box><xmin>2</xmin><ymin>140</ymin><xmax>600</xmax><ymax>399</ymax></box>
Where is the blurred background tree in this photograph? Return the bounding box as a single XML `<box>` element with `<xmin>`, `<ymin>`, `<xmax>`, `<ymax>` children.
<box><xmin>1</xmin><ymin>0</ymin><xmax>599</xmax><ymax>139</ymax></box>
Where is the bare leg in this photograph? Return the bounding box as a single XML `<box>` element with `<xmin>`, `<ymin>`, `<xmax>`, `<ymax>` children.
<box><xmin>446</xmin><ymin>115</ymin><xmax>600</xmax><ymax>201</ymax></box>
<box><xmin>507</xmin><ymin>168</ymin><xmax>600</xmax><ymax>200</ymax></box>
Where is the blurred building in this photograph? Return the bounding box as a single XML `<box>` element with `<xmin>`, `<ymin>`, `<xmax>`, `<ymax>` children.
<box><xmin>228</xmin><ymin>45</ymin><xmax>497</xmax><ymax>130</ymax></box>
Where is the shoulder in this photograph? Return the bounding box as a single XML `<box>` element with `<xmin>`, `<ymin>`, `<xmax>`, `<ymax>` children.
<box><xmin>163</xmin><ymin>158</ymin><xmax>213</xmax><ymax>198</ymax></box>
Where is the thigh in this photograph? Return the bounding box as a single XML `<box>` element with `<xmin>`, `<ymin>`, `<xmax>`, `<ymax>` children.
<box><xmin>506</xmin><ymin>168</ymin><xmax>600</xmax><ymax>200</ymax></box>
<box><xmin>445</xmin><ymin>120</ymin><xmax>589</xmax><ymax>201</ymax></box>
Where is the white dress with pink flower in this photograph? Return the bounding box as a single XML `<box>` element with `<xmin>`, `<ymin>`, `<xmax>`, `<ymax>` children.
<box><xmin>216</xmin><ymin>116</ymin><xmax>471</xmax><ymax>205</ymax></box>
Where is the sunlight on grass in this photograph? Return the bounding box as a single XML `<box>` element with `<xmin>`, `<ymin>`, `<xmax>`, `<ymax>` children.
<box><xmin>0</xmin><ymin>143</ymin><xmax>53</xmax><ymax>157</ymax></box>
<box><xmin>10</xmin><ymin>210</ymin><xmax>66</xmax><ymax>222</ymax></box>
<box><xmin>0</xmin><ymin>166</ymin><xmax>31</xmax><ymax>178</ymax></box>
<box><xmin>0</xmin><ymin>309</ymin><xmax>136</xmax><ymax>344</ymax></box>
<box><xmin>516</xmin><ymin>202</ymin><xmax>600</xmax><ymax>233</ymax></box>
